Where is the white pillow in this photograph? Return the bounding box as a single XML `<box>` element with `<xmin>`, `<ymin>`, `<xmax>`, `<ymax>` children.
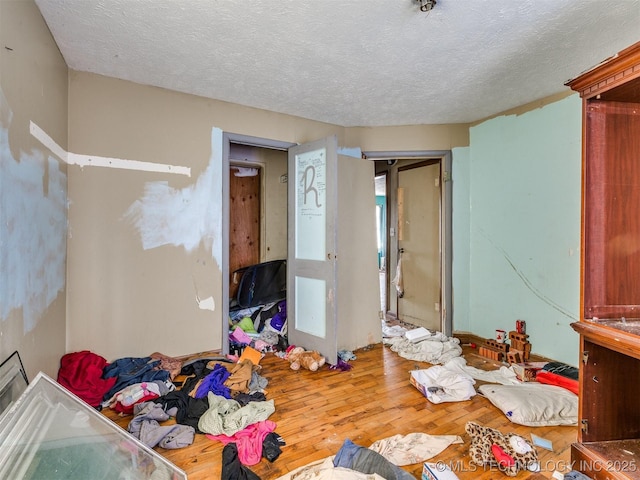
<box><xmin>478</xmin><ymin>383</ymin><xmax>578</xmax><ymax>427</ymax></box>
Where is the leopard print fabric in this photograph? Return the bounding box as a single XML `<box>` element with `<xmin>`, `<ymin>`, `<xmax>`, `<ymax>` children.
<box><xmin>465</xmin><ymin>421</ymin><xmax>539</xmax><ymax>477</ymax></box>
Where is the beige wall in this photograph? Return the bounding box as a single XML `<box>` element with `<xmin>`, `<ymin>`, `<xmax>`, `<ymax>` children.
<box><xmin>0</xmin><ymin>0</ymin><xmax>68</xmax><ymax>379</ymax></box>
<box><xmin>261</xmin><ymin>149</ymin><xmax>288</xmax><ymax>262</ymax></box>
<box><xmin>347</xmin><ymin>124</ymin><xmax>469</xmax><ymax>152</ymax></box>
<box><xmin>66</xmin><ymin>71</ymin><xmax>470</xmax><ymax>361</ymax></box>
<box><xmin>66</xmin><ymin>72</ymin><xmax>348</xmax><ymax>360</ymax></box>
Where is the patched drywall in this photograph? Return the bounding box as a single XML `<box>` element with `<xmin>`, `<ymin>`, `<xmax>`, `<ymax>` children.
<box><xmin>0</xmin><ymin>90</ymin><xmax>67</xmax><ymax>332</ymax></box>
<box><xmin>124</xmin><ymin>128</ymin><xmax>223</xmax><ymax>270</ymax></box>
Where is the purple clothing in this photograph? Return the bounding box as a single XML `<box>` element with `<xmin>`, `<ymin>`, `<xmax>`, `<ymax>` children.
<box><xmin>195</xmin><ymin>363</ymin><xmax>232</xmax><ymax>399</ymax></box>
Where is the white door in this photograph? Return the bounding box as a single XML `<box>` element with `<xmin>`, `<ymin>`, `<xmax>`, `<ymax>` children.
<box><xmin>287</xmin><ymin>136</ymin><xmax>338</xmax><ymax>365</ymax></box>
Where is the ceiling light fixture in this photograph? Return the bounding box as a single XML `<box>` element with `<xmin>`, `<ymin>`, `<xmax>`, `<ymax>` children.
<box><xmin>415</xmin><ymin>0</ymin><xmax>436</xmax><ymax>12</ymax></box>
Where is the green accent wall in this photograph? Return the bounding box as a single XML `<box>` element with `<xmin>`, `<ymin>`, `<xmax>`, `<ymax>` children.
<box><xmin>453</xmin><ymin>94</ymin><xmax>582</xmax><ymax>365</ymax></box>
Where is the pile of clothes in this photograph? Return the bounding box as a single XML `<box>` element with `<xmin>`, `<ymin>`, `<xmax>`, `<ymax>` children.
<box><xmin>56</xmin><ymin>349</ymin><xmax>285</xmax><ymax>478</ymax></box>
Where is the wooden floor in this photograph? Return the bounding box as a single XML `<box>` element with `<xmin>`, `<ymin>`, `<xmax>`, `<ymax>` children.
<box><xmin>103</xmin><ymin>343</ymin><xmax>577</xmax><ymax>479</ymax></box>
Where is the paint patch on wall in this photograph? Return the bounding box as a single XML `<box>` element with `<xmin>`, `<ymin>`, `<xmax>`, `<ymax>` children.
<box><xmin>197</xmin><ymin>296</ymin><xmax>215</xmax><ymax>311</ymax></box>
<box><xmin>124</xmin><ymin>128</ymin><xmax>223</xmax><ymax>268</ymax></box>
<box><xmin>31</xmin><ymin>121</ymin><xmax>191</xmax><ymax>177</ymax></box>
<box><xmin>0</xmin><ymin>89</ymin><xmax>67</xmax><ymax>331</ymax></box>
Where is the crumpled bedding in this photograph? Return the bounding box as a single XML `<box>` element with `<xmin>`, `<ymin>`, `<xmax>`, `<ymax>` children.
<box><xmin>411</xmin><ymin>366</ymin><xmax>476</xmax><ymax>403</ymax></box>
<box><xmin>369</xmin><ymin>432</ymin><xmax>463</xmax><ymax>466</ymax></box>
<box><xmin>384</xmin><ymin>332</ymin><xmax>462</xmax><ymax>364</ymax></box>
<box><xmin>443</xmin><ymin>356</ymin><xmax>520</xmax><ymax>385</ymax></box>
<box><xmin>274</xmin><ymin>456</ymin><xmax>385</xmax><ymax>480</ymax></box>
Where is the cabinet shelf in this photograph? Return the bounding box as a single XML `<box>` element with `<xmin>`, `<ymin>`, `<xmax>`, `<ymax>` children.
<box><xmin>572</xmin><ymin>320</ymin><xmax>640</xmax><ymax>361</ymax></box>
<box><xmin>567</xmin><ymin>40</ymin><xmax>640</xmax><ymax>480</ymax></box>
<box><xmin>572</xmin><ymin>440</ymin><xmax>640</xmax><ymax>480</ymax></box>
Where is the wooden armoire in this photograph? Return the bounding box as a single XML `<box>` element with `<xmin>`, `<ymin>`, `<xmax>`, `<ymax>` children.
<box><xmin>567</xmin><ymin>41</ymin><xmax>640</xmax><ymax>479</ymax></box>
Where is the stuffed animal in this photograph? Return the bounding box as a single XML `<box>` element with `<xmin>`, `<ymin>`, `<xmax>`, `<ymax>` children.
<box><xmin>286</xmin><ymin>346</ymin><xmax>326</xmax><ymax>371</ymax></box>
<box><xmin>465</xmin><ymin>421</ymin><xmax>539</xmax><ymax>476</ymax></box>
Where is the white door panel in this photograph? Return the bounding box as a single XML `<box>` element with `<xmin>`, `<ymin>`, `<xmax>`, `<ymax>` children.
<box><xmin>287</xmin><ymin>137</ymin><xmax>338</xmax><ymax>365</ymax></box>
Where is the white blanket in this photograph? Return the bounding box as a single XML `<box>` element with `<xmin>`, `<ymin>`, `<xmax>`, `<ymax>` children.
<box><xmin>369</xmin><ymin>433</ymin><xmax>464</xmax><ymax>466</ymax></box>
<box><xmin>274</xmin><ymin>456</ymin><xmax>385</xmax><ymax>480</ymax></box>
<box><xmin>443</xmin><ymin>356</ymin><xmax>521</xmax><ymax>385</ymax></box>
<box><xmin>384</xmin><ymin>332</ymin><xmax>462</xmax><ymax>364</ymax></box>
<box><xmin>411</xmin><ymin>366</ymin><xmax>476</xmax><ymax>403</ymax></box>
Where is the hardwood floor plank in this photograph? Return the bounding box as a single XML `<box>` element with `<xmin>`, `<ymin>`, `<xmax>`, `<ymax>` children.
<box><xmin>102</xmin><ymin>342</ymin><xmax>577</xmax><ymax>479</ymax></box>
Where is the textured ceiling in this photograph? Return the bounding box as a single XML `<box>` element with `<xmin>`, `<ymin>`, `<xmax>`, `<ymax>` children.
<box><xmin>35</xmin><ymin>0</ymin><xmax>640</xmax><ymax>127</ymax></box>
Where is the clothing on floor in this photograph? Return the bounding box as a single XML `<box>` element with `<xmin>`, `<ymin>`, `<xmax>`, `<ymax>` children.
<box><xmin>128</xmin><ymin>402</ymin><xmax>195</xmax><ymax>449</ymax></box>
<box><xmin>56</xmin><ymin>350</ymin><xmax>117</xmax><ymax>408</ymax></box>
<box><xmin>195</xmin><ymin>363</ymin><xmax>232</xmax><ymax>399</ymax></box>
<box><xmin>153</xmin><ymin>390</ymin><xmax>210</xmax><ymax>432</ymax></box>
<box><xmin>221</xmin><ymin>443</ymin><xmax>262</xmax><ymax>480</ymax></box>
<box><xmin>206</xmin><ymin>420</ymin><xmax>277</xmax><ymax>466</ymax></box>
<box><xmin>262</xmin><ymin>432</ymin><xmax>286</xmax><ymax>462</ymax></box>
<box><xmin>333</xmin><ymin>438</ymin><xmax>414</xmax><ymax>480</ymax></box>
<box><xmin>235</xmin><ymin>392</ymin><xmax>267</xmax><ymax>406</ymax></box>
<box><xmin>274</xmin><ymin>457</ymin><xmax>386</xmax><ymax>480</ymax></box>
<box><xmin>369</xmin><ymin>432</ymin><xmax>464</xmax><ymax>466</ymax></box>
<box><xmin>224</xmin><ymin>360</ymin><xmax>255</xmax><ymax>396</ymax></box>
<box><xmin>150</xmin><ymin>352</ymin><xmax>184</xmax><ymax>380</ymax></box>
<box><xmin>102</xmin><ymin>356</ymin><xmax>170</xmax><ymax>401</ymax></box>
<box><xmin>198</xmin><ymin>392</ymin><xmax>275</xmax><ymax>437</ymax></box>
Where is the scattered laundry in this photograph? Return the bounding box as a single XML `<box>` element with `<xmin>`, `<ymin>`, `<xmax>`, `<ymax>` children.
<box><xmin>381</xmin><ymin>322</ymin><xmax>408</xmax><ymax>338</ymax></box>
<box><xmin>274</xmin><ymin>456</ymin><xmax>385</xmax><ymax>480</ymax></box>
<box><xmin>221</xmin><ymin>443</ymin><xmax>262</xmax><ymax>480</ymax></box>
<box><xmin>442</xmin><ymin>356</ymin><xmax>520</xmax><ymax>385</ymax></box>
<box><xmin>410</xmin><ymin>365</ymin><xmax>476</xmax><ymax>403</ymax></box>
<box><xmin>198</xmin><ymin>392</ymin><xmax>275</xmax><ymax>437</ymax></box>
<box><xmin>333</xmin><ymin>438</ymin><xmax>414</xmax><ymax>480</ymax></box>
<box><xmin>128</xmin><ymin>401</ymin><xmax>195</xmax><ymax>449</ymax></box>
<box><xmin>207</xmin><ymin>420</ymin><xmax>278</xmax><ymax>466</ymax></box>
<box><xmin>384</xmin><ymin>331</ymin><xmax>462</xmax><ymax>364</ymax></box>
<box><xmin>329</xmin><ymin>359</ymin><xmax>353</xmax><ymax>371</ymax></box>
<box><xmin>338</xmin><ymin>350</ymin><xmax>357</xmax><ymax>361</ymax></box>
<box><xmin>369</xmin><ymin>432</ymin><xmax>464</xmax><ymax>466</ymax></box>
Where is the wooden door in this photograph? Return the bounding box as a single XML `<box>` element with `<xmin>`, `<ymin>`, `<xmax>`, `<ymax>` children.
<box><xmin>397</xmin><ymin>161</ymin><xmax>441</xmax><ymax>331</ymax></box>
<box><xmin>229</xmin><ymin>166</ymin><xmax>261</xmax><ymax>299</ymax></box>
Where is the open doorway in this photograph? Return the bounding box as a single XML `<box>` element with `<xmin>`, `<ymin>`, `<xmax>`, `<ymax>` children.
<box><xmin>222</xmin><ymin>133</ymin><xmax>382</xmax><ymax>360</ymax></box>
<box><xmin>223</xmin><ymin>135</ymin><xmax>295</xmax><ymax>355</ymax></box>
<box><xmin>368</xmin><ymin>151</ymin><xmax>452</xmax><ymax>336</ymax></box>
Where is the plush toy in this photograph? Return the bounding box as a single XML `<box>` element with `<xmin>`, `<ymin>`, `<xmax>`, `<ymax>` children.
<box><xmin>465</xmin><ymin>421</ymin><xmax>539</xmax><ymax>476</ymax></box>
<box><xmin>286</xmin><ymin>346</ymin><xmax>326</xmax><ymax>371</ymax></box>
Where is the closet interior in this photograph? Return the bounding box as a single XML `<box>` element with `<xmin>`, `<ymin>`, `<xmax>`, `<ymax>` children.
<box><xmin>228</xmin><ymin>145</ymin><xmax>289</xmax><ymax>355</ymax></box>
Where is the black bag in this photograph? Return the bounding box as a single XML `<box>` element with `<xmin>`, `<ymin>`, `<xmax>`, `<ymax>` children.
<box><xmin>232</xmin><ymin>260</ymin><xmax>286</xmax><ymax>309</ymax></box>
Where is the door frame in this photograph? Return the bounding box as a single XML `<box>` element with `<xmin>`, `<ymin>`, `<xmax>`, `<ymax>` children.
<box><xmin>364</xmin><ymin>150</ymin><xmax>453</xmax><ymax>336</ymax></box>
<box><xmin>222</xmin><ymin>132</ymin><xmax>296</xmax><ymax>354</ymax></box>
